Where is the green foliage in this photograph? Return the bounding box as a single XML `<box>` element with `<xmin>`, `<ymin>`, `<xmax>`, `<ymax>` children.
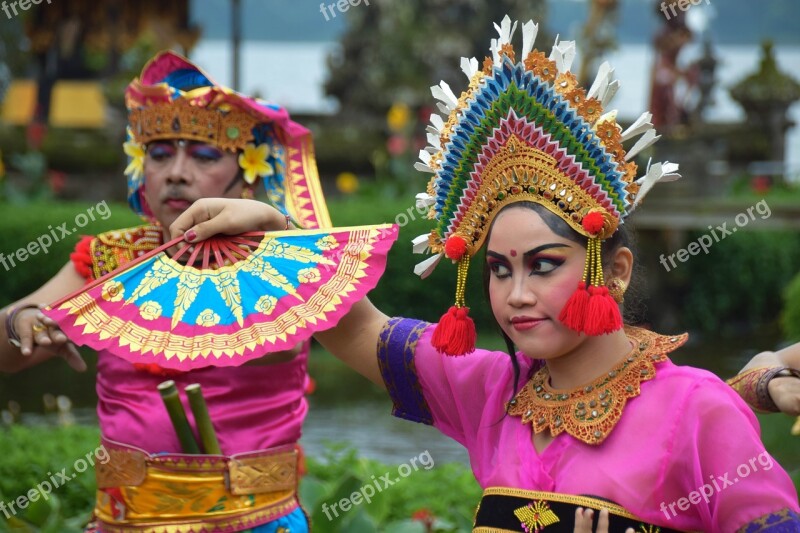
<box><xmin>3</xmin><ymin>152</ymin><xmax>50</xmax><ymax>202</ymax></box>
<box><xmin>782</xmin><ymin>271</ymin><xmax>800</xmax><ymax>342</ymax></box>
<box><xmin>757</xmin><ymin>413</ymin><xmax>800</xmax><ymax>471</ymax></box>
<box><xmin>0</xmin><ymin>126</ymin><xmax>123</xmax><ymax>175</ymax></box>
<box><xmin>0</xmin><ymin>202</ymin><xmax>141</xmax><ymax>304</ymax></box>
<box><xmin>680</xmin><ymin>230</ymin><xmax>800</xmax><ymax>334</ymax></box>
<box><xmin>0</xmin><ymin>425</ymin><xmax>101</xmax><ymax>532</ymax></box>
<box><xmin>299</xmin><ymin>444</ymin><xmax>479</xmax><ymax>532</ymax></box>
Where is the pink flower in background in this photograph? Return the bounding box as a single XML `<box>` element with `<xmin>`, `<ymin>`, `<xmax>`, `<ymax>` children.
<box><xmin>387</xmin><ymin>134</ymin><xmax>408</xmax><ymax>156</ymax></box>
<box><xmin>412</xmin><ymin>508</ymin><xmax>435</xmax><ymax>531</ymax></box>
<box><xmin>48</xmin><ymin>170</ymin><xmax>67</xmax><ymax>194</ymax></box>
<box><xmin>751</xmin><ymin>175</ymin><xmax>771</xmax><ymax>194</ymax></box>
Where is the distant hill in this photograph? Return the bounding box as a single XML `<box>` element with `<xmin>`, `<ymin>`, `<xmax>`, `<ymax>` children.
<box><xmin>190</xmin><ymin>0</ymin><xmax>800</xmax><ymax>45</ymax></box>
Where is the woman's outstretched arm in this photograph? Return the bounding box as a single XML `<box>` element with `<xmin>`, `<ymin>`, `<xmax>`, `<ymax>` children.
<box><xmin>170</xmin><ymin>198</ymin><xmax>392</xmax><ymax>387</ymax></box>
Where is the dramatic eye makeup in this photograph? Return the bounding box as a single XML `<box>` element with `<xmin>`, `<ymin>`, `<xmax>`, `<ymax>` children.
<box><xmin>487</xmin><ymin>243</ymin><xmax>570</xmax><ymax>277</ymax></box>
<box><xmin>188</xmin><ymin>144</ymin><xmax>223</xmax><ymax>161</ymax></box>
<box><xmin>487</xmin><ymin>256</ymin><xmax>512</xmax><ymax>278</ymax></box>
<box><xmin>528</xmin><ymin>254</ymin><xmax>565</xmax><ymax>274</ymax></box>
<box><xmin>146</xmin><ymin>142</ymin><xmax>176</xmax><ymax>159</ymax></box>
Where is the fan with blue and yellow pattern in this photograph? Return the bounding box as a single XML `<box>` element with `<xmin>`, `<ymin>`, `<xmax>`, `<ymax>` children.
<box><xmin>44</xmin><ymin>225</ymin><xmax>397</xmax><ymax>370</ymax></box>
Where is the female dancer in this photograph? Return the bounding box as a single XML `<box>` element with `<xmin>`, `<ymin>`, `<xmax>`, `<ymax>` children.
<box><xmin>171</xmin><ymin>18</ymin><xmax>800</xmax><ymax>532</ymax></box>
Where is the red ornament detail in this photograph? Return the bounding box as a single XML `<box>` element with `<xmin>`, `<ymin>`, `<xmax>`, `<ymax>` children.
<box><xmin>132</xmin><ymin>362</ymin><xmax>185</xmax><ymax>377</ymax></box>
<box><xmin>70</xmin><ymin>235</ymin><xmax>94</xmax><ymax>281</ymax></box>
<box><xmin>444</xmin><ymin>235</ymin><xmax>468</xmax><ymax>261</ymax></box>
<box><xmin>432</xmin><ymin>306</ymin><xmax>476</xmax><ymax>356</ymax></box>
<box><xmin>582</xmin><ymin>212</ymin><xmax>605</xmax><ymax>235</ymax></box>
<box><xmin>583</xmin><ymin>286</ymin><xmax>623</xmax><ymax>336</ymax></box>
<box><xmin>558</xmin><ymin>281</ymin><xmax>590</xmax><ymax>332</ymax></box>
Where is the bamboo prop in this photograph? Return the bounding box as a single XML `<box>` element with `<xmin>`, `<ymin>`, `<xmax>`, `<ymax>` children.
<box><xmin>157</xmin><ymin>380</ymin><xmax>201</xmax><ymax>454</ymax></box>
<box><xmin>185</xmin><ymin>383</ymin><xmax>222</xmax><ymax>455</ymax></box>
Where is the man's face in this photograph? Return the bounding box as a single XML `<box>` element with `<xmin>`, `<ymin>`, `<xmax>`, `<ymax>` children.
<box><xmin>142</xmin><ymin>140</ymin><xmax>242</xmax><ymax>228</ymax></box>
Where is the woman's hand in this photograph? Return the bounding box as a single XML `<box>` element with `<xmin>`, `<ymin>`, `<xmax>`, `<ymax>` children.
<box><xmin>12</xmin><ymin>306</ymin><xmax>86</xmax><ymax>372</ymax></box>
<box><xmin>740</xmin><ymin>349</ymin><xmax>800</xmax><ymax>415</ymax></box>
<box><xmin>169</xmin><ymin>199</ymin><xmax>288</xmax><ymax>242</ymax></box>
<box><xmin>769</xmin><ymin>377</ymin><xmax>800</xmax><ymax>416</ymax></box>
<box><xmin>573</xmin><ymin>508</ymin><xmax>633</xmax><ymax>533</ymax></box>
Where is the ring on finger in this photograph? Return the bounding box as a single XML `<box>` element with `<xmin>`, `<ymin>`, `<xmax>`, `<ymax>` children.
<box><xmin>31</xmin><ymin>323</ymin><xmax>47</xmax><ymax>333</ymax></box>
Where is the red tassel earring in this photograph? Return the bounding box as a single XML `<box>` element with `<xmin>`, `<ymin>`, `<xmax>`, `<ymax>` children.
<box><xmin>558</xmin><ymin>211</ymin><xmax>622</xmax><ymax>336</ymax></box>
<box><xmin>432</xmin><ymin>236</ymin><xmax>476</xmax><ymax>356</ymax></box>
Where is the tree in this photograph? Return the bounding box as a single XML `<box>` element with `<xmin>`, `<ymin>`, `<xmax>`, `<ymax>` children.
<box><xmin>325</xmin><ymin>0</ymin><xmax>550</xmax><ymax>128</ymax></box>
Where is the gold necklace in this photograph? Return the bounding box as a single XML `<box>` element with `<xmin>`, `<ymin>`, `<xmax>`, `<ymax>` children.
<box><xmin>507</xmin><ymin>326</ymin><xmax>688</xmax><ymax>445</ymax></box>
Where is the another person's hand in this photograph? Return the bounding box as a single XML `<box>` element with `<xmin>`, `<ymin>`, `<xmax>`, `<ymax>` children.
<box><xmin>12</xmin><ymin>306</ymin><xmax>86</xmax><ymax>372</ymax></box>
<box><xmin>169</xmin><ymin>198</ymin><xmax>288</xmax><ymax>242</ymax></box>
<box><xmin>769</xmin><ymin>376</ymin><xmax>800</xmax><ymax>416</ymax></box>
<box><xmin>573</xmin><ymin>508</ymin><xmax>634</xmax><ymax>533</ymax></box>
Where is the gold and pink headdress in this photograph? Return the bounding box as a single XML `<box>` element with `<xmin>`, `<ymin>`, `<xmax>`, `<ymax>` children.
<box><xmin>413</xmin><ymin>17</ymin><xmax>680</xmax><ymax>355</ymax></box>
<box><xmin>124</xmin><ymin>51</ymin><xmax>331</xmax><ymax>230</ymax></box>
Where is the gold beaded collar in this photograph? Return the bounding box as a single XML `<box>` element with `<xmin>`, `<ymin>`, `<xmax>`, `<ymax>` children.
<box><xmin>507</xmin><ymin>326</ymin><xmax>688</xmax><ymax>445</ymax></box>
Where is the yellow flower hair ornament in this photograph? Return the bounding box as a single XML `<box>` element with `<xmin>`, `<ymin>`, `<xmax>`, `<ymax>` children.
<box><xmin>123</xmin><ymin>138</ymin><xmax>145</xmax><ymax>182</ymax></box>
<box><xmin>238</xmin><ymin>143</ymin><xmax>275</xmax><ymax>185</ymax></box>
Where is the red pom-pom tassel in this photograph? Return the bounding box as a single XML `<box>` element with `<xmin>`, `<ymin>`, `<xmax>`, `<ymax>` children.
<box><xmin>69</xmin><ymin>235</ymin><xmax>94</xmax><ymax>281</ymax></box>
<box><xmin>444</xmin><ymin>235</ymin><xmax>468</xmax><ymax>261</ymax></box>
<box><xmin>582</xmin><ymin>211</ymin><xmax>605</xmax><ymax>236</ymax></box>
<box><xmin>583</xmin><ymin>286</ymin><xmax>622</xmax><ymax>336</ymax></box>
<box><xmin>558</xmin><ymin>281</ymin><xmax>591</xmax><ymax>332</ymax></box>
<box><xmin>432</xmin><ymin>306</ymin><xmax>476</xmax><ymax>356</ymax></box>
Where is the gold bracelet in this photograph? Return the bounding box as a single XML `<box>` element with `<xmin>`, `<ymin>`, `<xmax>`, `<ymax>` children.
<box><xmin>728</xmin><ymin>366</ymin><xmax>800</xmax><ymax>413</ymax></box>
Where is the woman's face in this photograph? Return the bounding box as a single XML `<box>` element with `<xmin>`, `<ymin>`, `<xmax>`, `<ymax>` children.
<box><xmin>143</xmin><ymin>140</ymin><xmax>241</xmax><ymax>228</ymax></box>
<box><xmin>486</xmin><ymin>206</ymin><xmax>587</xmax><ymax>360</ymax></box>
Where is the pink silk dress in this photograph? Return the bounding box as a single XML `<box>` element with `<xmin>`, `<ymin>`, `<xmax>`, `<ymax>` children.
<box><xmin>96</xmin><ymin>345</ymin><xmax>308</xmax><ymax>454</ymax></box>
<box><xmin>377</xmin><ymin>317</ymin><xmax>800</xmax><ymax>533</ymax></box>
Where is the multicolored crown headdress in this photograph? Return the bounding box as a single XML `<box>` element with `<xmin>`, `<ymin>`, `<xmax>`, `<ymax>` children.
<box><xmin>414</xmin><ymin>17</ymin><xmax>680</xmax><ymax>355</ymax></box>
<box><xmin>124</xmin><ymin>51</ymin><xmax>331</xmax><ymax>230</ymax></box>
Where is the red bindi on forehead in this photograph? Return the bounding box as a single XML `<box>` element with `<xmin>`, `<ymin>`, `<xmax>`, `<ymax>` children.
<box><xmin>510</xmin><ymin>249</ymin><xmax>517</xmax><ymax>257</ymax></box>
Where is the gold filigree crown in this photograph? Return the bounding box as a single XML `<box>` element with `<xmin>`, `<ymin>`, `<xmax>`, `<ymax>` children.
<box><xmin>128</xmin><ymin>99</ymin><xmax>260</xmax><ymax>152</ymax></box>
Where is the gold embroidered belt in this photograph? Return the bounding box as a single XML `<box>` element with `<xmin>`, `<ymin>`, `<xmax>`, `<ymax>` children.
<box><xmin>94</xmin><ymin>438</ymin><xmax>300</xmax><ymax>533</ymax></box>
<box><xmin>473</xmin><ymin>488</ymin><xmax>688</xmax><ymax>533</ymax></box>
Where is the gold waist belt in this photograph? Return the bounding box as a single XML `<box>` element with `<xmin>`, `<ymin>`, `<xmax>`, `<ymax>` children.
<box><xmin>94</xmin><ymin>438</ymin><xmax>300</xmax><ymax>533</ymax></box>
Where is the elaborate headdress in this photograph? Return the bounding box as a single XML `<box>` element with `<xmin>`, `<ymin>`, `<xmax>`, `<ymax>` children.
<box><xmin>124</xmin><ymin>51</ymin><xmax>331</xmax><ymax>229</ymax></box>
<box><xmin>414</xmin><ymin>17</ymin><xmax>680</xmax><ymax>355</ymax></box>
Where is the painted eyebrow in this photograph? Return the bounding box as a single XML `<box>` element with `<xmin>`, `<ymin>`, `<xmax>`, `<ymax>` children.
<box><xmin>487</xmin><ymin>243</ymin><xmax>570</xmax><ymax>262</ymax></box>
